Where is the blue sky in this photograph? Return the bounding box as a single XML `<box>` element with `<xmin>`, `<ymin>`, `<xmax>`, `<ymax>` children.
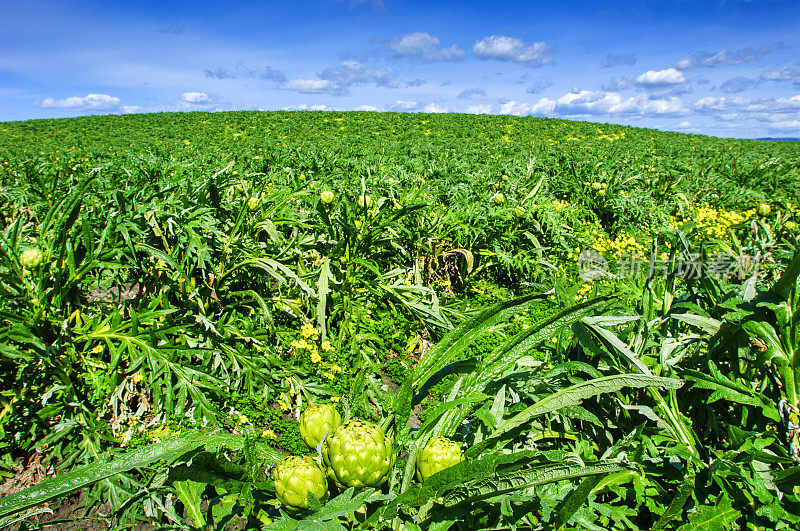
<box><xmin>1</xmin><ymin>0</ymin><xmax>799</xmax><ymax>138</ymax></box>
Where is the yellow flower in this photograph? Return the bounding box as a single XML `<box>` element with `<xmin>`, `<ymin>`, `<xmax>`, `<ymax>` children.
<box><xmin>291</xmin><ymin>339</ymin><xmax>310</xmax><ymax>350</ymax></box>
<box><xmin>310</xmin><ymin>352</ymin><xmax>322</xmax><ymax>364</ymax></box>
<box><xmin>91</xmin><ymin>344</ymin><xmax>104</xmax><ymax>354</ymax></box>
<box><xmin>322</xmin><ymin>372</ymin><xmax>335</xmax><ymax>381</ymax></box>
<box><xmin>278</xmin><ymin>399</ymin><xmax>291</xmax><ymax>411</ymax></box>
<box><xmin>301</xmin><ymin>322</ymin><xmax>319</xmax><ymax>340</ymax></box>
<box><xmin>262</xmin><ymin>429</ymin><xmax>277</xmax><ymax>440</ymax></box>
<box><xmin>330</xmin><ymin>364</ymin><xmax>342</xmax><ymax>373</ymax></box>
<box><xmin>321</xmin><ymin>340</ymin><xmax>333</xmax><ymax>352</ymax></box>
<box><xmin>132</xmin><ymin>372</ymin><xmax>143</xmax><ymax>383</ymax></box>
<box><xmin>330</xmin><ymin>396</ymin><xmax>340</xmax><ymax>403</ymax></box>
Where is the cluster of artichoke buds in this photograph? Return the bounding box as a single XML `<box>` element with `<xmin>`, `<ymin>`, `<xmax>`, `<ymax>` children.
<box><xmin>323</xmin><ymin>419</ymin><xmax>396</xmax><ymax>489</ymax></box>
<box><xmin>20</xmin><ymin>248</ymin><xmax>44</xmax><ymax>269</ymax></box>
<box><xmin>416</xmin><ymin>436</ymin><xmax>464</xmax><ymax>482</ymax></box>
<box><xmin>272</xmin><ymin>455</ymin><xmax>328</xmax><ymax>510</ymax></box>
<box><xmin>271</xmin><ymin>404</ymin><xmax>464</xmax><ymax>511</ymax></box>
<box><xmin>299</xmin><ymin>403</ymin><xmax>341</xmax><ymax>449</ymax></box>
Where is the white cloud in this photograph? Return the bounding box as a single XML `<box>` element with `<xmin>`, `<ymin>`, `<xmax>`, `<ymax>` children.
<box><xmin>320</xmin><ymin>61</ymin><xmax>395</xmax><ymax>89</ymax></box>
<box><xmin>748</xmin><ymin>94</ymin><xmax>800</xmax><ymax>113</ymax></box>
<box><xmin>498</xmin><ymin>100</ymin><xmax>538</xmax><ymax>115</ymax></box>
<box><xmin>488</xmin><ymin>92</ymin><xmax>688</xmax><ymax>117</ymax></box>
<box><xmin>280</xmin><ymin>78</ymin><xmax>334</xmax><ymax>94</ymax></box>
<box><xmin>766</xmin><ymin>120</ymin><xmax>800</xmax><ymax>130</ymax></box>
<box><xmin>119</xmin><ymin>105</ymin><xmax>146</xmax><ymax>114</ymax></box>
<box><xmin>282</xmin><ymin>61</ymin><xmax>396</xmax><ymax>96</ymax></box>
<box><xmin>472</xmin><ymin>35</ymin><xmax>553</xmax><ymax>66</ymax></box>
<box><xmin>457</xmin><ymin>88</ymin><xmax>487</xmax><ymax>100</ymax></box>
<box><xmin>39</xmin><ymin>93</ymin><xmax>120</xmax><ymax>110</ymax></box>
<box><xmin>694</xmin><ymin>94</ymin><xmax>800</xmax><ymax>114</ymax></box>
<box><xmin>761</xmin><ymin>64</ymin><xmax>800</xmax><ymax>84</ymax></box>
<box><xmin>386</xmin><ymin>100</ymin><xmax>419</xmax><ymax>112</ymax></box>
<box><xmin>526</xmin><ymin>79</ymin><xmax>553</xmax><ymax>94</ymax></box>
<box><xmin>384</xmin><ymin>100</ymin><xmax>447</xmax><ymax>113</ymax></box>
<box><xmin>678</xmin><ymin>121</ymin><xmax>691</xmax><ymax>128</ymax></box>
<box><xmin>204</xmin><ymin>65</ymin><xmax>286</xmax><ymax>83</ymax></box>
<box><xmin>552</xmin><ymin>90</ymin><xmax>687</xmax><ymax>116</ymax></box>
<box><xmin>720</xmin><ymin>76</ymin><xmax>759</xmax><ymax>93</ymax></box>
<box><xmin>676</xmin><ymin>43</ymin><xmax>782</xmax><ymax>69</ymax></box>
<box><xmin>389</xmin><ymin>33</ymin><xmax>464</xmax><ymax>62</ymax></box>
<box><xmin>636</xmin><ymin>68</ymin><xmax>686</xmax><ymax>86</ymax></box>
<box><xmin>204</xmin><ymin>67</ymin><xmax>236</xmax><ymax>79</ymax></box>
<box><xmin>354</xmin><ymin>104</ymin><xmax>378</xmax><ymax>111</ymax></box>
<box><xmin>602</xmin><ymin>75</ymin><xmax>636</xmax><ymax>92</ymax></box>
<box><xmin>282</xmin><ymin>103</ymin><xmax>334</xmax><ymax>111</ymax></box>
<box><xmin>465</xmin><ymin>104</ymin><xmax>493</xmax><ymax>114</ymax></box>
<box><xmin>180</xmin><ymin>92</ymin><xmax>214</xmax><ymax>104</ymax></box>
<box><xmin>494</xmin><ymin>99</ymin><xmax>557</xmax><ymax>116</ymax></box>
<box><xmin>422</xmin><ymin>102</ymin><xmax>448</xmax><ymax>113</ymax></box>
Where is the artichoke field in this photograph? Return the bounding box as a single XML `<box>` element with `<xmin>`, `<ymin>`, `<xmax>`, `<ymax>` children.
<box><xmin>1</xmin><ymin>111</ymin><xmax>799</xmax><ymax>529</ymax></box>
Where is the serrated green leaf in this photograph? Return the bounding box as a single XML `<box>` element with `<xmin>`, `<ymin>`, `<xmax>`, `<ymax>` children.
<box><xmin>468</xmin><ymin>374</ymin><xmax>682</xmax><ymax>458</ymax></box>
<box><xmin>677</xmin><ymin>495</ymin><xmax>740</xmax><ymax>531</ymax></box>
<box><xmin>0</xmin><ymin>430</ymin><xmax>209</xmax><ymax>518</ymax></box>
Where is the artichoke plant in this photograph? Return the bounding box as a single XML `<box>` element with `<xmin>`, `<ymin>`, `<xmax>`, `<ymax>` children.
<box><xmin>19</xmin><ymin>248</ymin><xmax>43</xmax><ymax>269</ymax></box>
<box><xmin>320</xmin><ymin>190</ymin><xmax>335</xmax><ymax>205</ymax></box>
<box><xmin>416</xmin><ymin>436</ymin><xmax>464</xmax><ymax>482</ymax></box>
<box><xmin>271</xmin><ymin>455</ymin><xmax>328</xmax><ymax>510</ymax></box>
<box><xmin>323</xmin><ymin>419</ymin><xmax>395</xmax><ymax>488</ymax></box>
<box><xmin>299</xmin><ymin>404</ymin><xmax>342</xmax><ymax>449</ymax></box>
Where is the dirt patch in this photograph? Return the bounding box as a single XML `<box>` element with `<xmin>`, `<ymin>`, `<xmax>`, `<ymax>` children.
<box><xmin>379</xmin><ymin>369</ymin><xmax>426</xmax><ymax>429</ymax></box>
<box><xmin>85</xmin><ymin>282</ymin><xmax>141</xmax><ymax>304</ymax></box>
<box><xmin>0</xmin><ymin>453</ymin><xmax>55</xmax><ymax>500</ymax></box>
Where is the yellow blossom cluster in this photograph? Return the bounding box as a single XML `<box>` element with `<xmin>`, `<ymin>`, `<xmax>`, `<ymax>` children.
<box><xmin>599</xmin><ymin>233</ymin><xmax>648</xmax><ymax>258</ymax></box>
<box><xmin>577</xmin><ymin>220</ymin><xmax>648</xmax><ymax>259</ymax></box>
<box><xmin>552</xmin><ymin>200</ymin><xmax>570</xmax><ymax>212</ymax></box>
<box><xmin>289</xmin><ymin>322</ymin><xmax>340</xmax><ymax>377</ymax></box>
<box><xmin>301</xmin><ymin>321</ymin><xmax>319</xmax><ymax>340</ymax></box>
<box><xmin>595</xmin><ymin>132</ymin><xmax>625</xmax><ymax>141</ymax></box>
<box><xmin>321</xmin><ymin>365</ymin><xmax>341</xmax><ymax>381</ymax></box>
<box><xmin>691</xmin><ymin>202</ymin><xmax>753</xmax><ymax>240</ymax></box>
<box><xmin>575</xmin><ymin>283</ymin><xmax>593</xmax><ymax>302</ymax></box>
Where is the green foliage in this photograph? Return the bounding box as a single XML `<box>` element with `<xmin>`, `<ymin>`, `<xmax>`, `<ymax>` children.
<box><xmin>1</xmin><ymin>110</ymin><xmax>799</xmax><ymax>528</ymax></box>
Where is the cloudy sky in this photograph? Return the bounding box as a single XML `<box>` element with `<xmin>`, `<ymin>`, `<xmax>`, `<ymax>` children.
<box><xmin>2</xmin><ymin>0</ymin><xmax>799</xmax><ymax>138</ymax></box>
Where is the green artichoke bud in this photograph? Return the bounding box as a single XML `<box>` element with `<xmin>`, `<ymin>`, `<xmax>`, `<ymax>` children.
<box><xmin>757</xmin><ymin>203</ymin><xmax>771</xmax><ymax>217</ymax></box>
<box><xmin>357</xmin><ymin>194</ymin><xmax>373</xmax><ymax>209</ymax></box>
<box><xmin>320</xmin><ymin>190</ymin><xmax>335</xmax><ymax>205</ymax></box>
<box><xmin>272</xmin><ymin>455</ymin><xmax>328</xmax><ymax>510</ymax></box>
<box><xmin>492</xmin><ymin>192</ymin><xmax>505</xmax><ymax>205</ymax></box>
<box><xmin>323</xmin><ymin>419</ymin><xmax>395</xmax><ymax>488</ymax></box>
<box><xmin>416</xmin><ymin>436</ymin><xmax>463</xmax><ymax>482</ymax></box>
<box><xmin>248</xmin><ymin>196</ymin><xmax>261</xmax><ymax>211</ymax></box>
<box><xmin>20</xmin><ymin>248</ymin><xmax>44</xmax><ymax>269</ymax></box>
<box><xmin>299</xmin><ymin>404</ymin><xmax>342</xmax><ymax>449</ymax></box>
